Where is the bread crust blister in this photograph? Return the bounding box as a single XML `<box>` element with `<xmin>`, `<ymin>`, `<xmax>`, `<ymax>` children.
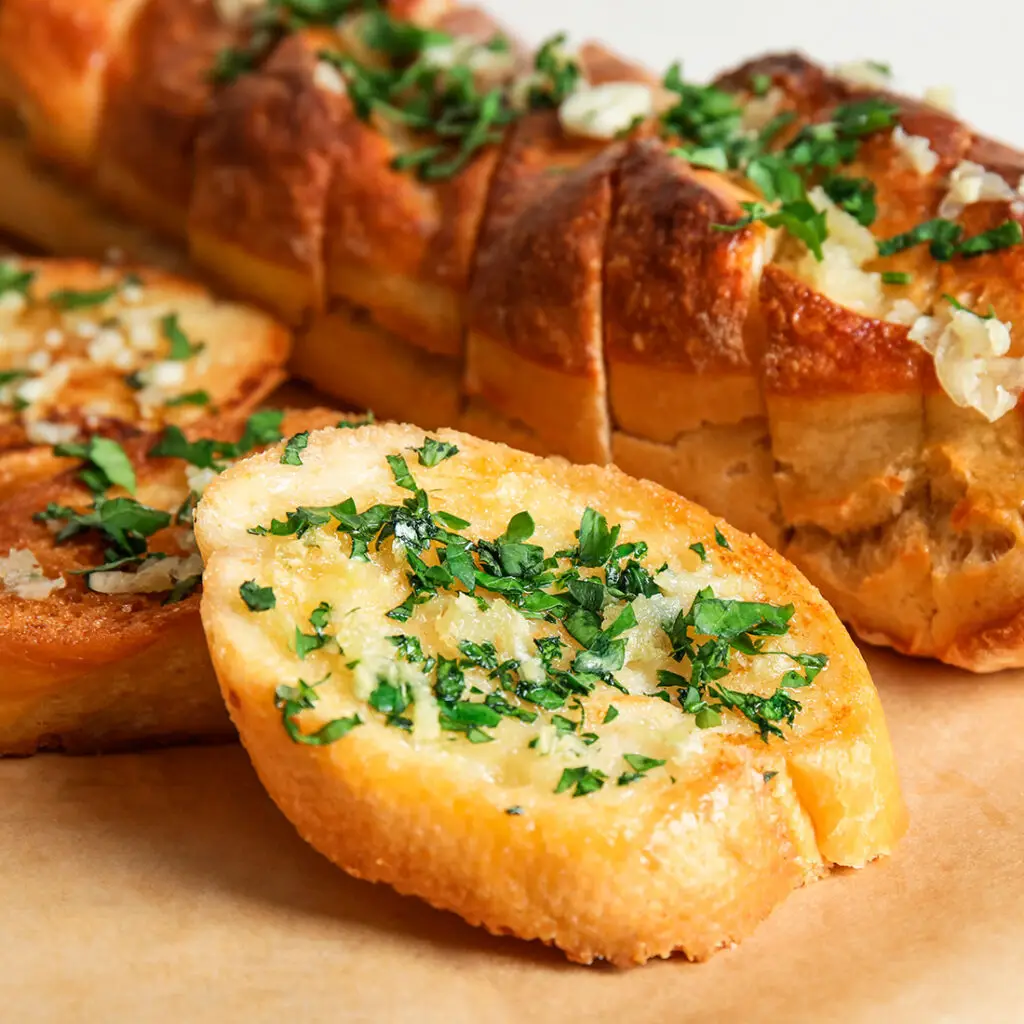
<box><xmin>195</xmin><ymin>422</ymin><xmax>906</xmax><ymax>966</ymax></box>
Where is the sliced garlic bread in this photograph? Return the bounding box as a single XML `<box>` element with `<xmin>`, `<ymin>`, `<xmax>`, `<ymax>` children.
<box><xmin>0</xmin><ymin>256</ymin><xmax>290</xmax><ymax>501</ymax></box>
<box><xmin>0</xmin><ymin>406</ymin><xmax>343</xmax><ymax>754</ymax></box>
<box><xmin>195</xmin><ymin>423</ymin><xmax>906</xmax><ymax>966</ymax></box>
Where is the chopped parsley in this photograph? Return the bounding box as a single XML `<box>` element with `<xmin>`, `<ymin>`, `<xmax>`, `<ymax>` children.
<box><xmin>47</xmin><ymin>284</ymin><xmax>118</xmax><ymax>311</ymax></box>
<box><xmin>877</xmin><ymin>218</ymin><xmax>1024</xmax><ymax>261</ymax></box>
<box><xmin>258</xmin><ymin>448</ymin><xmax>828</xmax><ymax>757</ymax></box>
<box><xmin>275</xmin><ymin>676</ymin><xmax>363</xmax><ymax>746</ymax></box>
<box><xmin>165</xmin><ymin>574</ymin><xmax>202</xmax><ymax>604</ymax></box>
<box><xmin>281</xmin><ymin>431</ymin><xmax>309</xmax><ymax>466</ymax></box>
<box><xmin>35</xmin><ymin>496</ymin><xmax>171</xmax><ymax>574</ymax></box>
<box><xmin>54</xmin><ymin>436</ymin><xmax>137</xmax><ymax>495</ymax></box>
<box><xmin>554</xmin><ymin>765</ymin><xmax>607</xmax><ymax>798</ymax></box>
<box><xmin>165</xmin><ymin>390</ymin><xmax>211</xmax><ymax>407</ymax></box>
<box><xmin>714</xmin><ymin>526</ymin><xmax>731</xmax><ymax>550</ymax></box>
<box><xmin>150</xmin><ymin>409</ymin><xmax>284</xmax><ymax>469</ymax></box>
<box><xmin>617</xmin><ymin>753</ymin><xmax>666</xmax><ymax>786</ymax></box>
<box><xmin>239</xmin><ymin>580</ymin><xmax>276</xmax><ymax>612</ymax></box>
<box><xmin>295</xmin><ymin>601</ymin><xmax>335</xmax><ymax>659</ymax></box>
<box><xmin>337</xmin><ymin>411</ymin><xmax>375</xmax><ymax>429</ymax></box>
<box><xmin>881</xmin><ymin>271</ymin><xmax>912</xmax><ymax>286</ymax></box>
<box><xmin>944</xmin><ymin>294</ymin><xmax>997</xmax><ymax>319</ymax></box>
<box><xmin>0</xmin><ymin>262</ymin><xmax>35</xmax><ymax>297</ymax></box>
<box><xmin>161</xmin><ymin>313</ymin><xmax>203</xmax><ymax>360</ymax></box>
<box><xmin>689</xmin><ymin>542</ymin><xmax>707</xmax><ymax>562</ymax></box>
<box><xmin>505</xmin><ymin>805</ymin><xmax>524</xmax><ymax>816</ymax></box>
<box><xmin>413</xmin><ymin>436</ymin><xmax>459</xmax><ymax>467</ymax></box>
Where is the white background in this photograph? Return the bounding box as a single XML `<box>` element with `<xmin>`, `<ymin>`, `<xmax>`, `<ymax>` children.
<box><xmin>489</xmin><ymin>0</ymin><xmax>1022</xmax><ymax>143</ymax></box>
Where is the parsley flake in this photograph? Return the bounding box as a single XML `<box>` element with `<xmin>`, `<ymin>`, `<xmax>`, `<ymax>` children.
<box><xmin>239</xmin><ymin>580</ymin><xmax>276</xmax><ymax>612</ymax></box>
<box><xmin>281</xmin><ymin>431</ymin><xmax>309</xmax><ymax>466</ymax></box>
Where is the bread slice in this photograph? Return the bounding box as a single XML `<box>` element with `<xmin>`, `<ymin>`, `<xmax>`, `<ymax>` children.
<box><xmin>0</xmin><ymin>256</ymin><xmax>291</xmax><ymax>501</ymax></box>
<box><xmin>195</xmin><ymin>422</ymin><xmax>906</xmax><ymax>966</ymax></box>
<box><xmin>0</xmin><ymin>406</ymin><xmax>342</xmax><ymax>755</ymax></box>
<box><xmin>464</xmin><ymin>46</ymin><xmax>654</xmax><ymax>466</ymax></box>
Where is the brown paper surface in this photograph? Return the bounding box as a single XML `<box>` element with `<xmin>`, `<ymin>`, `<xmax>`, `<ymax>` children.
<box><xmin>2</xmin><ymin>647</ymin><xmax>1022</xmax><ymax>1023</ymax></box>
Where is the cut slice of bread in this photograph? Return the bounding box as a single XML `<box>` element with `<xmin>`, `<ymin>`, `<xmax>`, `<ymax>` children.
<box><xmin>0</xmin><ymin>406</ymin><xmax>343</xmax><ymax>755</ymax></box>
<box><xmin>195</xmin><ymin>422</ymin><xmax>906</xmax><ymax>966</ymax></box>
<box><xmin>0</xmin><ymin>256</ymin><xmax>291</xmax><ymax>501</ymax></box>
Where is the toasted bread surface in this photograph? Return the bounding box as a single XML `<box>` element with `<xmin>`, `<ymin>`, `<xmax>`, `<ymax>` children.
<box><xmin>1</xmin><ymin>6</ymin><xmax>1024</xmax><ymax>672</ymax></box>
<box><xmin>0</xmin><ymin>406</ymin><xmax>343</xmax><ymax>754</ymax></box>
<box><xmin>0</xmin><ymin>256</ymin><xmax>291</xmax><ymax>500</ymax></box>
<box><xmin>196</xmin><ymin>423</ymin><xmax>906</xmax><ymax>965</ymax></box>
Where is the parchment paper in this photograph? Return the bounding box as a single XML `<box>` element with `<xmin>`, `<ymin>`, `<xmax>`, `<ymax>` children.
<box><xmin>2</xmin><ymin>646</ymin><xmax>1022</xmax><ymax>1023</ymax></box>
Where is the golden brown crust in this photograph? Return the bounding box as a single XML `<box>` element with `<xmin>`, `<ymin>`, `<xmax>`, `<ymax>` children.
<box><xmin>323</xmin><ymin>9</ymin><xmax>508</xmax><ymax>357</ymax></box>
<box><xmin>761</xmin><ymin>265</ymin><xmax>929</xmax><ymax>396</ymax></box>
<box><xmin>196</xmin><ymin>422</ymin><xmax>906</xmax><ymax>965</ymax></box>
<box><xmin>0</xmin><ymin>406</ymin><xmax>343</xmax><ymax>754</ymax></box>
<box><xmin>714</xmin><ymin>51</ymin><xmax>851</xmax><ymax>118</ymax></box>
<box><xmin>0</xmin><ymin>128</ymin><xmax>189</xmax><ymax>269</ymax></box>
<box><xmin>96</xmin><ymin>0</ymin><xmax>243</xmax><ymax>240</ymax></box>
<box><xmin>605</xmin><ymin>140</ymin><xmax>772</xmax><ymax>436</ymax></box>
<box><xmin>466</xmin><ymin>132</ymin><xmax>617</xmax><ymax>463</ymax></box>
<box><xmin>0</xmin><ymin>0</ymin><xmax>150</xmax><ymax>170</ymax></box>
<box><xmin>188</xmin><ymin>30</ymin><xmax>347</xmax><ymax>322</ymax></box>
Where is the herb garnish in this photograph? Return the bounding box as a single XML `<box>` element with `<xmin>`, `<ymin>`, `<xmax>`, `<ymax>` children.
<box><xmin>54</xmin><ymin>436</ymin><xmax>137</xmax><ymax>495</ymax></box>
<box><xmin>295</xmin><ymin>601</ymin><xmax>336</xmax><ymax>659</ymax></box>
<box><xmin>0</xmin><ymin>262</ymin><xmax>35</xmax><ymax>298</ymax></box>
<box><xmin>617</xmin><ymin>753</ymin><xmax>666</xmax><ymax>786</ymax></box>
<box><xmin>259</xmin><ymin>449</ymin><xmax>828</xmax><ymax>758</ymax></box>
<box><xmin>413</xmin><ymin>436</ymin><xmax>459</xmax><ymax>466</ymax></box>
<box><xmin>48</xmin><ymin>285</ymin><xmax>118</xmax><ymax>311</ymax></box>
<box><xmin>274</xmin><ymin>676</ymin><xmax>363</xmax><ymax>746</ymax></box>
<box><xmin>161</xmin><ymin>313</ymin><xmax>204</xmax><ymax>360</ymax></box>
<box><xmin>877</xmin><ymin>218</ymin><xmax>1024</xmax><ymax>261</ymax></box>
<box><xmin>281</xmin><ymin>431</ymin><xmax>310</xmax><ymax>465</ymax></box>
<box><xmin>240</xmin><ymin>580</ymin><xmax>276</xmax><ymax>611</ymax></box>
<box><xmin>555</xmin><ymin>765</ymin><xmax>607</xmax><ymax>797</ymax></box>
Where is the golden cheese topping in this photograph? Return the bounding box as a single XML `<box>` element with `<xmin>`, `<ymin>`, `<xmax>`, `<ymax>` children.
<box><xmin>232</xmin><ymin>434</ymin><xmax>831</xmax><ymax>801</ymax></box>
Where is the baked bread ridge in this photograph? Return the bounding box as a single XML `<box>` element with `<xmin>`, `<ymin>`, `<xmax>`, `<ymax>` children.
<box><xmin>1</xmin><ymin>3</ymin><xmax>1024</xmax><ymax>670</ymax></box>
<box><xmin>0</xmin><ymin>405</ymin><xmax>344</xmax><ymax>755</ymax></box>
<box><xmin>195</xmin><ymin>422</ymin><xmax>906</xmax><ymax>965</ymax></box>
<box><xmin>0</xmin><ymin>255</ymin><xmax>292</xmax><ymax>501</ymax></box>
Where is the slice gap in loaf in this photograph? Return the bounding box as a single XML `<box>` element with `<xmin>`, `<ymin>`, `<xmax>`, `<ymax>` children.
<box><xmin>196</xmin><ymin>422</ymin><xmax>907</xmax><ymax>966</ymax></box>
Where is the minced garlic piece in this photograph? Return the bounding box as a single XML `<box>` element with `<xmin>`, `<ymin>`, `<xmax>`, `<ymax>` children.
<box><xmin>835</xmin><ymin>60</ymin><xmax>891</xmax><ymax>90</ymax></box>
<box><xmin>793</xmin><ymin>188</ymin><xmax>885</xmax><ymax>316</ymax></box>
<box><xmin>313</xmin><ymin>61</ymin><xmax>347</xmax><ymax>95</ymax></box>
<box><xmin>741</xmin><ymin>87</ymin><xmax>785</xmax><ymax>132</ymax></box>
<box><xmin>909</xmin><ymin>308</ymin><xmax>1024</xmax><ymax>421</ymax></box>
<box><xmin>559</xmin><ymin>81</ymin><xmax>655</xmax><ymax>140</ymax></box>
<box><xmin>88</xmin><ymin>553</ymin><xmax>203</xmax><ymax>595</ymax></box>
<box><xmin>891</xmin><ymin>125</ymin><xmax>939</xmax><ymax>176</ymax></box>
<box><xmin>939</xmin><ymin>161</ymin><xmax>1016</xmax><ymax>219</ymax></box>
<box><xmin>24</xmin><ymin>419</ymin><xmax>79</xmax><ymax>445</ymax></box>
<box><xmin>923</xmin><ymin>85</ymin><xmax>955</xmax><ymax>111</ymax></box>
<box><xmin>0</xmin><ymin>548</ymin><xmax>65</xmax><ymax>600</ymax></box>
<box><xmin>423</xmin><ymin>37</ymin><xmax>517</xmax><ymax>90</ymax></box>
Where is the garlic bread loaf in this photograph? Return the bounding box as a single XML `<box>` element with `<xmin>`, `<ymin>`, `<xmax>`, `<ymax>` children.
<box><xmin>0</xmin><ymin>256</ymin><xmax>290</xmax><ymax>501</ymax></box>
<box><xmin>1</xmin><ymin>3</ymin><xmax>1024</xmax><ymax>670</ymax></box>
<box><xmin>0</xmin><ymin>406</ymin><xmax>343</xmax><ymax>754</ymax></box>
<box><xmin>195</xmin><ymin>423</ymin><xmax>906</xmax><ymax>965</ymax></box>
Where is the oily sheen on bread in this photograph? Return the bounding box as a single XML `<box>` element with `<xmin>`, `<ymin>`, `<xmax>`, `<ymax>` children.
<box><xmin>0</xmin><ymin>406</ymin><xmax>343</xmax><ymax>754</ymax></box>
<box><xmin>0</xmin><ymin>255</ymin><xmax>291</xmax><ymax>501</ymax></box>
<box><xmin>1</xmin><ymin>3</ymin><xmax>1023</xmax><ymax>672</ymax></box>
<box><xmin>195</xmin><ymin>423</ymin><xmax>906</xmax><ymax>966</ymax></box>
